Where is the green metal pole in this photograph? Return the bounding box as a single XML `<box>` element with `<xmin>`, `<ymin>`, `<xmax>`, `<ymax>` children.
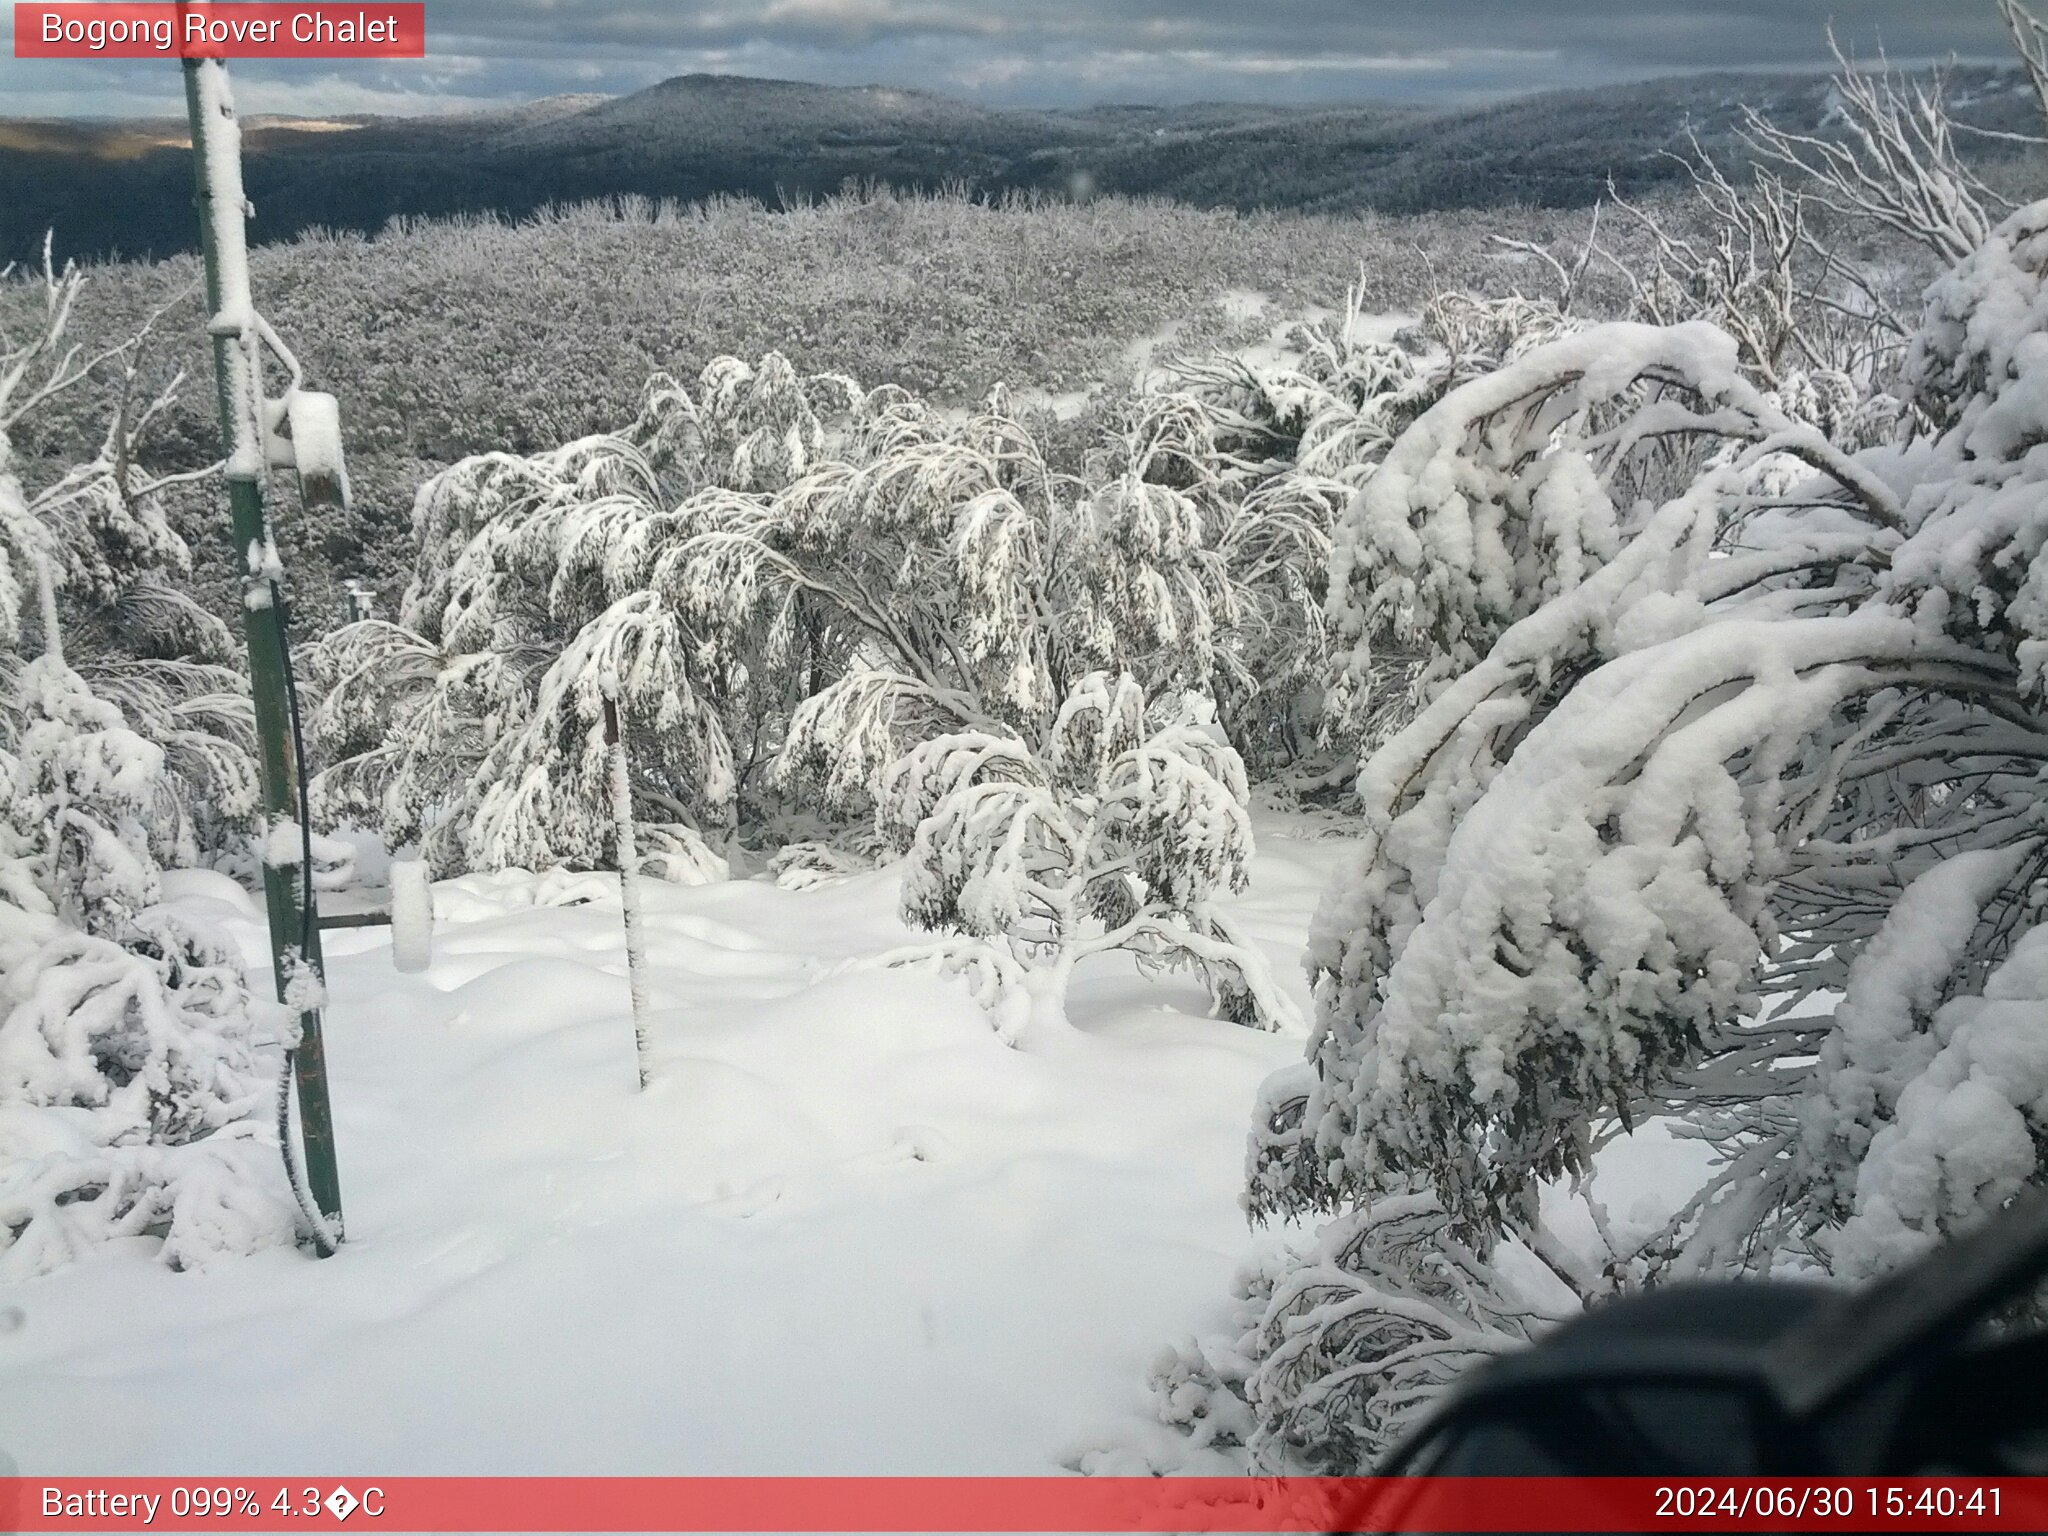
<box><xmin>181</xmin><ymin>53</ymin><xmax>344</xmax><ymax>1253</ymax></box>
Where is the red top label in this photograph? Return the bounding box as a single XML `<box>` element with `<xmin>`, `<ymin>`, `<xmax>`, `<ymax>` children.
<box><xmin>14</xmin><ymin>4</ymin><xmax>426</xmax><ymax>58</ymax></box>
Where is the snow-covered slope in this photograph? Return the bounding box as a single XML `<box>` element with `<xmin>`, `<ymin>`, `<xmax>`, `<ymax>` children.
<box><xmin>0</xmin><ymin>831</ymin><xmax>1347</xmax><ymax>1474</ymax></box>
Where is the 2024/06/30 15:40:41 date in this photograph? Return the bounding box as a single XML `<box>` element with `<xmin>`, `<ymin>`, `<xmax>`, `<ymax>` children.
<box><xmin>1652</xmin><ymin>1483</ymin><xmax>2005</xmax><ymax>1521</ymax></box>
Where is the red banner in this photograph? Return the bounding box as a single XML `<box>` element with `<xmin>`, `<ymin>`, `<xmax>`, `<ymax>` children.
<box><xmin>13</xmin><ymin>4</ymin><xmax>426</xmax><ymax>59</ymax></box>
<box><xmin>2</xmin><ymin>1477</ymin><xmax>2046</xmax><ymax>1532</ymax></box>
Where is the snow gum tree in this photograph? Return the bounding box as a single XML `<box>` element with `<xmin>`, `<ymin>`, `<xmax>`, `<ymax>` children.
<box><xmin>1166</xmin><ymin>288</ymin><xmax>1578</xmax><ymax>761</ymax></box>
<box><xmin>0</xmin><ymin>248</ymin><xmax>289</xmax><ymax>1278</ymax></box>
<box><xmin>868</xmin><ymin>671</ymin><xmax>1299</xmax><ymax>1039</ymax></box>
<box><xmin>314</xmin><ymin>348</ymin><xmax>1319</xmax><ymax>882</ymax></box>
<box><xmin>302</xmin><ymin>353</ymin><xmax>865</xmax><ymax>876</ymax></box>
<box><xmin>649</xmin><ymin>384</ymin><xmax>1305</xmax><ymax>1034</ymax></box>
<box><xmin>689</xmin><ymin>383</ymin><xmax>1240</xmax><ymax>787</ymax></box>
<box><xmin>303</xmin><ymin>354</ymin><xmax>1320</xmax><ymax>1053</ymax></box>
<box><xmin>1222</xmin><ymin>188</ymin><xmax>2048</xmax><ymax>1469</ymax></box>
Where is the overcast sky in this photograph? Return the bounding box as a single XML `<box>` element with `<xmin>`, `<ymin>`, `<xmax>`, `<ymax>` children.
<box><xmin>0</xmin><ymin>0</ymin><xmax>2015</xmax><ymax>119</ymax></box>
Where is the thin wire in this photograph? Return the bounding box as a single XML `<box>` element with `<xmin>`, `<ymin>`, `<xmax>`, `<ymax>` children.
<box><xmin>274</xmin><ymin>560</ymin><xmax>341</xmax><ymax>1254</ymax></box>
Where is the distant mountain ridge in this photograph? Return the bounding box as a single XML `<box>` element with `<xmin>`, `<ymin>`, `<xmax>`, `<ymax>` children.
<box><xmin>487</xmin><ymin>75</ymin><xmax>1083</xmax><ymax>155</ymax></box>
<box><xmin>0</xmin><ymin>65</ymin><xmax>2037</xmax><ymax>264</ymax></box>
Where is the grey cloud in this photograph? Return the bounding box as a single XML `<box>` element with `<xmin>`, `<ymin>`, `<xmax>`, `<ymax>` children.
<box><xmin>0</xmin><ymin>0</ymin><xmax>2014</xmax><ymax>117</ymax></box>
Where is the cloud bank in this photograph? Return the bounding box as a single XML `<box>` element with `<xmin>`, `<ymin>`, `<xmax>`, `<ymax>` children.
<box><xmin>0</xmin><ymin>0</ymin><xmax>2009</xmax><ymax>119</ymax></box>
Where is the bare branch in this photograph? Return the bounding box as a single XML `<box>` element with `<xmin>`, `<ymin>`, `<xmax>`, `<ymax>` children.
<box><xmin>1740</xmin><ymin>30</ymin><xmax>1999</xmax><ymax>264</ymax></box>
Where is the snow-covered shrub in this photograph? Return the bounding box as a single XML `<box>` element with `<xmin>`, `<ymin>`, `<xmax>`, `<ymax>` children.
<box><xmin>1298</xmin><ymin>315</ymin><xmax>1910</xmax><ymax>1241</ymax></box>
<box><xmin>0</xmin><ymin>240</ymin><xmax>291</xmax><ymax>1278</ymax></box>
<box><xmin>1171</xmin><ymin>284</ymin><xmax>1566</xmax><ymax>482</ymax></box>
<box><xmin>766</xmin><ymin>840</ymin><xmax>874</xmax><ymax>890</ymax></box>
<box><xmin>866</xmin><ymin>671</ymin><xmax>1299</xmax><ymax>1039</ymax></box>
<box><xmin>1231</xmin><ymin>186</ymin><xmax>2048</xmax><ymax>1465</ymax></box>
<box><xmin>0</xmin><ymin>653</ymin><xmax>290</xmax><ymax>1281</ymax></box>
<box><xmin>1244</xmin><ymin>1193</ymin><xmax>1544</xmax><ymax>1472</ymax></box>
<box><xmin>304</xmin><ymin>355</ymin><xmax>859</xmax><ymax>874</ymax></box>
<box><xmin>319</xmin><ymin>344</ymin><xmax>1322</xmax><ymax>874</ymax></box>
<box><xmin>685</xmin><ymin>352</ymin><xmax>864</xmax><ymax>493</ymax></box>
<box><xmin>0</xmin><ymin>636</ymin><xmax>291</xmax><ymax>1283</ymax></box>
<box><xmin>1164</xmin><ymin>287</ymin><xmax>1577</xmax><ymax>761</ymax></box>
<box><xmin>1</xmin><ymin>242</ymin><xmax>259</xmax><ymax>872</ymax></box>
<box><xmin>0</xmin><ymin>247</ymin><xmax>257</xmax><ymax>918</ymax></box>
<box><xmin>685</xmin><ymin>382</ymin><xmax>1240</xmax><ymax>779</ymax></box>
<box><xmin>461</xmin><ymin>593</ymin><xmax>732</xmax><ymax>881</ymax></box>
<box><xmin>299</xmin><ymin>619</ymin><xmax>484</xmax><ymax>868</ymax></box>
<box><xmin>3</xmin><ymin>656</ymin><xmax>169</xmax><ymax>936</ymax></box>
<box><xmin>0</xmin><ymin>904</ymin><xmax>295</xmax><ymax>1279</ymax></box>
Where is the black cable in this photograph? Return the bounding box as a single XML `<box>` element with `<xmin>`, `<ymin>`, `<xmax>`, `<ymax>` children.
<box><xmin>272</xmin><ymin>562</ymin><xmax>340</xmax><ymax>1254</ymax></box>
<box><xmin>277</xmin><ymin>575</ymin><xmax>317</xmax><ymax>964</ymax></box>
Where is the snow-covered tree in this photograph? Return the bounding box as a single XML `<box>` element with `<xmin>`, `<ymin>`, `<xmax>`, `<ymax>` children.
<box><xmin>1</xmin><ymin>241</ymin><xmax>257</xmax><ymax>864</ymax></box>
<box><xmin>5</xmin><ymin>656</ymin><xmax>171</xmax><ymax>935</ymax></box>
<box><xmin>1742</xmin><ymin>29</ymin><xmax>2002</xmax><ymax>268</ymax></box>
<box><xmin>2</xmin><ymin>242</ymin><xmax>224</xmax><ymax>658</ymax></box>
<box><xmin>0</xmin><ymin>241</ymin><xmax>290</xmax><ymax>1278</ymax></box>
<box><xmin>1594</xmin><ymin>147</ymin><xmax>1911</xmax><ymax>398</ymax></box>
<box><xmin>304</xmin><ymin>355</ymin><xmax>861</xmax><ymax>875</ymax></box>
<box><xmin>322</xmin><ymin>348</ymin><xmax>1305</xmax><ymax>876</ymax></box>
<box><xmin>0</xmin><ymin>903</ymin><xmax>295</xmax><ymax>1279</ymax></box>
<box><xmin>865</xmin><ymin>671</ymin><xmax>1299</xmax><ymax>1038</ymax></box>
<box><xmin>1228</xmin><ymin>176</ymin><xmax>2048</xmax><ymax>1465</ymax></box>
<box><xmin>0</xmin><ymin>627</ymin><xmax>286</xmax><ymax>1283</ymax></box>
<box><xmin>682</xmin><ymin>382</ymin><xmax>1240</xmax><ymax>785</ymax></box>
<box><xmin>462</xmin><ymin>592</ymin><xmax>732</xmax><ymax>881</ymax></box>
<box><xmin>1164</xmin><ymin>286</ymin><xmax>1579</xmax><ymax>762</ymax></box>
<box><xmin>1171</xmin><ymin>285</ymin><xmax>1569</xmax><ymax>482</ymax></box>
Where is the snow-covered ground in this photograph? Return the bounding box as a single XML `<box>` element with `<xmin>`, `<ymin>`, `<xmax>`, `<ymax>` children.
<box><xmin>0</xmin><ymin>824</ymin><xmax>1354</xmax><ymax>1476</ymax></box>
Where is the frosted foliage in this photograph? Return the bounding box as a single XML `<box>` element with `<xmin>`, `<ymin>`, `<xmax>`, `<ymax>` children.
<box><xmin>4</xmin><ymin>656</ymin><xmax>167</xmax><ymax>937</ymax></box>
<box><xmin>1166</xmin><ymin>290</ymin><xmax>1577</xmax><ymax>754</ymax></box>
<box><xmin>1247</xmin><ymin>1193</ymin><xmax>1536</xmax><ymax>1472</ymax></box>
<box><xmin>866</xmin><ymin>672</ymin><xmax>1297</xmax><ymax>1037</ymax></box>
<box><xmin>693</xmin><ymin>352</ymin><xmax>861</xmax><ymax>493</ymax></box>
<box><xmin>1328</xmin><ymin>321</ymin><xmax>1760</xmax><ymax>686</ymax></box>
<box><xmin>1175</xmin><ymin>288</ymin><xmax>1567</xmax><ymax>483</ymax></box>
<box><xmin>1244</xmin><ymin>194</ymin><xmax>2048</xmax><ymax>1470</ymax></box>
<box><xmin>0</xmin><ymin>242</ymin><xmax>284</xmax><ymax>1280</ymax></box>
<box><xmin>675</xmin><ymin>383</ymin><xmax>1239</xmax><ymax>771</ymax></box>
<box><xmin>319</xmin><ymin>339</ymin><xmax>1341</xmax><ymax>874</ymax></box>
<box><xmin>1908</xmin><ymin>202</ymin><xmax>2048</xmax><ymax>433</ymax></box>
<box><xmin>0</xmin><ymin>664</ymin><xmax>287</xmax><ymax>1278</ymax></box>
<box><xmin>1831</xmin><ymin>926</ymin><xmax>2048</xmax><ymax>1279</ymax></box>
<box><xmin>302</xmin><ymin>622</ymin><xmax>484</xmax><ymax>857</ymax></box>
<box><xmin>1294</xmin><ymin>319</ymin><xmax>1933</xmax><ymax>1219</ymax></box>
<box><xmin>3</xmin><ymin>655</ymin><xmax>257</xmax><ymax>937</ymax></box>
<box><xmin>347</xmin><ymin>287</ymin><xmax>1475</xmax><ymax>904</ymax></box>
<box><xmin>1792</xmin><ymin>847</ymin><xmax>2032</xmax><ymax>1229</ymax></box>
<box><xmin>0</xmin><ymin>905</ymin><xmax>294</xmax><ymax>1279</ymax></box>
<box><xmin>465</xmin><ymin>592</ymin><xmax>733</xmax><ymax>880</ymax></box>
<box><xmin>310</xmin><ymin>356</ymin><xmax>866</xmax><ymax>872</ymax></box>
<box><xmin>0</xmin><ymin>240</ymin><xmax>257</xmax><ymax>883</ymax></box>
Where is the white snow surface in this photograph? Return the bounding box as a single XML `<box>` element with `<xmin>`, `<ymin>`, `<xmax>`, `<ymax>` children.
<box><xmin>0</xmin><ymin>824</ymin><xmax>1360</xmax><ymax>1475</ymax></box>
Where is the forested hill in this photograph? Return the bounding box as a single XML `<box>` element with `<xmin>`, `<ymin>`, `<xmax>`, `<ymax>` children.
<box><xmin>2</xmin><ymin>64</ymin><xmax>2039</xmax><ymax>264</ymax></box>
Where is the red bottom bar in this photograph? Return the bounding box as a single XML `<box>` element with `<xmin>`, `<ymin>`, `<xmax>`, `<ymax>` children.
<box><xmin>3</xmin><ymin>1477</ymin><xmax>2045</xmax><ymax>1533</ymax></box>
